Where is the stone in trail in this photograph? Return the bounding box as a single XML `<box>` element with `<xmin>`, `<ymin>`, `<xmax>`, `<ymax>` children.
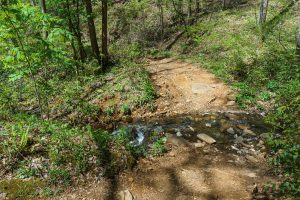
<box><xmin>227</xmin><ymin>127</ymin><xmax>235</xmax><ymax>134</ymax></box>
<box><xmin>197</xmin><ymin>133</ymin><xmax>216</xmax><ymax>144</ymax></box>
<box><xmin>118</xmin><ymin>189</ymin><xmax>134</xmax><ymax>200</ymax></box>
<box><xmin>191</xmin><ymin>83</ymin><xmax>214</xmax><ymax>94</ymax></box>
<box><xmin>194</xmin><ymin>142</ymin><xmax>206</xmax><ymax>148</ymax></box>
<box><xmin>243</xmin><ymin>129</ymin><xmax>256</xmax><ymax>136</ymax></box>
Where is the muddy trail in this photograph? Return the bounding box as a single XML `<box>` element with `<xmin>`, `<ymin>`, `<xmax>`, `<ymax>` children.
<box><xmin>58</xmin><ymin>59</ymin><xmax>276</xmax><ymax>200</ymax></box>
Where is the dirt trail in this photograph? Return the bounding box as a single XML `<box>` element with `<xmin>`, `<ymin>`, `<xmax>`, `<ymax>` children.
<box><xmin>142</xmin><ymin>58</ymin><xmax>237</xmax><ymax>117</ymax></box>
<box><xmin>58</xmin><ymin>59</ymin><xmax>275</xmax><ymax>200</ymax></box>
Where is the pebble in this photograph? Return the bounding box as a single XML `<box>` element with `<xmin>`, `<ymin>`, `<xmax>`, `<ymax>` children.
<box><xmin>235</xmin><ymin>136</ymin><xmax>244</xmax><ymax>144</ymax></box>
<box><xmin>118</xmin><ymin>190</ymin><xmax>134</xmax><ymax>200</ymax></box>
<box><xmin>205</xmin><ymin>123</ymin><xmax>212</xmax><ymax>127</ymax></box>
<box><xmin>246</xmin><ymin>155</ymin><xmax>259</xmax><ymax>163</ymax></box>
<box><xmin>231</xmin><ymin>145</ymin><xmax>240</xmax><ymax>151</ymax></box>
<box><xmin>194</xmin><ymin>142</ymin><xmax>206</xmax><ymax>148</ymax></box>
<box><xmin>237</xmin><ymin>124</ymin><xmax>250</xmax><ymax>130</ymax></box>
<box><xmin>243</xmin><ymin>129</ymin><xmax>256</xmax><ymax>136</ymax></box>
<box><xmin>226</xmin><ymin>101</ymin><xmax>236</xmax><ymax>106</ymax></box>
<box><xmin>0</xmin><ymin>193</ymin><xmax>7</xmax><ymax>200</ymax></box>
<box><xmin>226</xmin><ymin>127</ymin><xmax>235</xmax><ymax>134</ymax></box>
<box><xmin>225</xmin><ymin>113</ymin><xmax>240</xmax><ymax>120</ymax></box>
<box><xmin>197</xmin><ymin>134</ymin><xmax>216</xmax><ymax>144</ymax></box>
<box><xmin>227</xmin><ymin>95</ymin><xmax>236</xmax><ymax>101</ymax></box>
<box><xmin>257</xmin><ymin>140</ymin><xmax>264</xmax><ymax>147</ymax></box>
<box><xmin>176</xmin><ymin>131</ymin><xmax>183</xmax><ymax>137</ymax></box>
<box><xmin>188</xmin><ymin>126</ymin><xmax>195</xmax><ymax>132</ymax></box>
<box><xmin>246</xmin><ymin>172</ymin><xmax>257</xmax><ymax>178</ymax></box>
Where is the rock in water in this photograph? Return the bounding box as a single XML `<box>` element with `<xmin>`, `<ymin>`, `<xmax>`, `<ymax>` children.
<box><xmin>226</xmin><ymin>127</ymin><xmax>235</xmax><ymax>134</ymax></box>
<box><xmin>243</xmin><ymin>129</ymin><xmax>256</xmax><ymax>136</ymax></box>
<box><xmin>118</xmin><ymin>190</ymin><xmax>134</xmax><ymax>200</ymax></box>
<box><xmin>197</xmin><ymin>134</ymin><xmax>216</xmax><ymax>144</ymax></box>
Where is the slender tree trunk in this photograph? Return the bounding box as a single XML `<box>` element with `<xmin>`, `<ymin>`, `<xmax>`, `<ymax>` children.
<box><xmin>297</xmin><ymin>22</ymin><xmax>300</xmax><ymax>61</ymax></box>
<box><xmin>84</xmin><ymin>0</ymin><xmax>101</xmax><ymax>64</ymax></box>
<box><xmin>65</xmin><ymin>0</ymin><xmax>86</xmax><ymax>62</ymax></box>
<box><xmin>40</xmin><ymin>0</ymin><xmax>48</xmax><ymax>38</ymax></box>
<box><xmin>196</xmin><ymin>0</ymin><xmax>200</xmax><ymax>14</ymax></box>
<box><xmin>102</xmin><ymin>0</ymin><xmax>109</xmax><ymax>69</ymax></box>
<box><xmin>171</xmin><ymin>0</ymin><xmax>188</xmax><ymax>32</ymax></box>
<box><xmin>75</xmin><ymin>0</ymin><xmax>87</xmax><ymax>61</ymax></box>
<box><xmin>40</xmin><ymin>0</ymin><xmax>46</xmax><ymax>12</ymax></box>
<box><xmin>31</xmin><ymin>0</ymin><xmax>37</xmax><ymax>6</ymax></box>
<box><xmin>188</xmin><ymin>0</ymin><xmax>192</xmax><ymax>18</ymax></box>
<box><xmin>258</xmin><ymin>0</ymin><xmax>269</xmax><ymax>25</ymax></box>
<box><xmin>158</xmin><ymin>0</ymin><xmax>164</xmax><ymax>39</ymax></box>
<box><xmin>258</xmin><ymin>0</ymin><xmax>269</xmax><ymax>41</ymax></box>
<box><xmin>222</xmin><ymin>0</ymin><xmax>226</xmax><ymax>9</ymax></box>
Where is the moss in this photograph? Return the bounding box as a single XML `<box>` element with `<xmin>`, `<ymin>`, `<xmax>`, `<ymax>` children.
<box><xmin>0</xmin><ymin>179</ymin><xmax>46</xmax><ymax>200</ymax></box>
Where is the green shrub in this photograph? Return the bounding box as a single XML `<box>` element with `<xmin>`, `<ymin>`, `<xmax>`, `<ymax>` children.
<box><xmin>266</xmin><ymin>85</ymin><xmax>300</xmax><ymax>196</ymax></box>
<box><xmin>49</xmin><ymin>169</ymin><xmax>71</xmax><ymax>186</ymax></box>
<box><xmin>0</xmin><ymin>122</ymin><xmax>30</xmax><ymax>164</ymax></box>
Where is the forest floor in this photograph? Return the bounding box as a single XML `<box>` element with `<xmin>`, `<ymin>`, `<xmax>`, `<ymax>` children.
<box><xmin>57</xmin><ymin>59</ymin><xmax>278</xmax><ymax>200</ymax></box>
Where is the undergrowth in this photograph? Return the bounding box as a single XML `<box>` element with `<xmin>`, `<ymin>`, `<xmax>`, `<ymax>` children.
<box><xmin>0</xmin><ymin>114</ymin><xmax>166</xmax><ymax>198</ymax></box>
<box><xmin>170</xmin><ymin>0</ymin><xmax>300</xmax><ymax>197</ymax></box>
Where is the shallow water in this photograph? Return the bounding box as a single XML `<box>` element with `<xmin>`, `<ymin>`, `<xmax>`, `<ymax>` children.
<box><xmin>115</xmin><ymin>112</ymin><xmax>271</xmax><ymax>151</ymax></box>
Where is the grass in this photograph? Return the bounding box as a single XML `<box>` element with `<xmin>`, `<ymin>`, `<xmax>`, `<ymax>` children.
<box><xmin>0</xmin><ymin>179</ymin><xmax>45</xmax><ymax>200</ymax></box>
<box><xmin>0</xmin><ymin>113</ymin><xmax>166</xmax><ymax>198</ymax></box>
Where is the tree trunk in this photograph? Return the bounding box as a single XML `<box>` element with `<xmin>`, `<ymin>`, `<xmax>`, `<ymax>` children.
<box><xmin>222</xmin><ymin>0</ymin><xmax>226</xmax><ymax>9</ymax></box>
<box><xmin>31</xmin><ymin>0</ymin><xmax>37</xmax><ymax>6</ymax></box>
<box><xmin>297</xmin><ymin>22</ymin><xmax>300</xmax><ymax>61</ymax></box>
<box><xmin>196</xmin><ymin>0</ymin><xmax>200</xmax><ymax>14</ymax></box>
<box><xmin>158</xmin><ymin>0</ymin><xmax>164</xmax><ymax>39</ymax></box>
<box><xmin>40</xmin><ymin>0</ymin><xmax>48</xmax><ymax>38</ymax></box>
<box><xmin>66</xmin><ymin>0</ymin><xmax>86</xmax><ymax>62</ymax></box>
<box><xmin>40</xmin><ymin>0</ymin><xmax>46</xmax><ymax>12</ymax></box>
<box><xmin>102</xmin><ymin>0</ymin><xmax>109</xmax><ymax>69</ymax></box>
<box><xmin>259</xmin><ymin>0</ymin><xmax>269</xmax><ymax>25</ymax></box>
<box><xmin>188</xmin><ymin>0</ymin><xmax>192</xmax><ymax>17</ymax></box>
<box><xmin>84</xmin><ymin>0</ymin><xmax>101</xmax><ymax>64</ymax></box>
<box><xmin>75</xmin><ymin>0</ymin><xmax>87</xmax><ymax>61</ymax></box>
